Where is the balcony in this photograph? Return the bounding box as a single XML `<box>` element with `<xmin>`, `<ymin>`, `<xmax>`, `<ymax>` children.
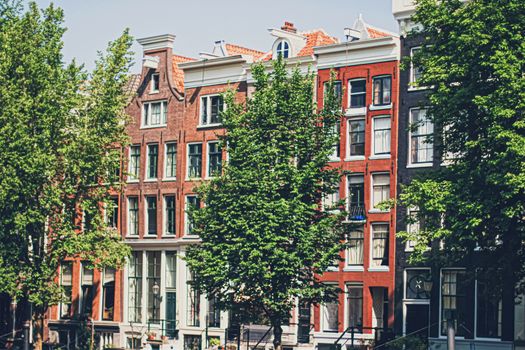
<box><xmin>348</xmin><ymin>205</ymin><xmax>366</xmax><ymax>222</ymax></box>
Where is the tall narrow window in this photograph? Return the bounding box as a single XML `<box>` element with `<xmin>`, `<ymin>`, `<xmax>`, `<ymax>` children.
<box><xmin>102</xmin><ymin>268</ymin><xmax>115</xmax><ymax>321</ymax></box>
<box><xmin>128</xmin><ymin>197</ymin><xmax>138</xmax><ymax>236</ymax></box>
<box><xmin>441</xmin><ymin>270</ymin><xmax>467</xmax><ymax>336</ymax></box>
<box><xmin>187</xmin><ymin>271</ymin><xmax>200</xmax><ymax>326</ymax></box>
<box><xmin>164</xmin><ymin>196</ymin><xmax>176</xmax><ymax>236</ymax></box>
<box><xmin>207</xmin><ymin>295</ymin><xmax>221</xmax><ymax>328</ymax></box>
<box><xmin>410</xmin><ymin>47</ymin><xmax>422</xmax><ymax>85</ymax></box>
<box><xmin>147</xmin><ymin>144</ymin><xmax>158</xmax><ymax>179</ymax></box>
<box><xmin>80</xmin><ymin>264</ymin><xmax>94</xmax><ymax>316</ymax></box>
<box><xmin>151</xmin><ymin>73</ymin><xmax>160</xmax><ymax>93</ymax></box>
<box><xmin>106</xmin><ymin>197</ymin><xmax>119</xmax><ymax>229</ymax></box>
<box><xmin>143</xmin><ymin>101</ymin><xmax>167</xmax><ymax>127</ymax></box>
<box><xmin>165</xmin><ymin>142</ymin><xmax>177</xmax><ymax>179</ymax></box>
<box><xmin>146</xmin><ymin>196</ymin><xmax>157</xmax><ymax>236</ymax></box>
<box><xmin>324</xmin><ymin>81</ymin><xmax>342</xmax><ymax>159</ymax></box>
<box><xmin>409</xmin><ymin>108</ymin><xmax>434</xmax><ymax>164</ymax></box>
<box><xmin>187</xmin><ymin>143</ymin><xmax>202</xmax><ymax>179</ymax></box>
<box><xmin>371</xmin><ymin>224</ymin><xmax>389</xmax><ymax>267</ymax></box>
<box><xmin>129</xmin><ymin>145</ymin><xmax>140</xmax><ymax>181</ymax></box>
<box><xmin>348</xmin><ymin>79</ymin><xmax>366</xmax><ymax>108</ymax></box>
<box><xmin>60</xmin><ymin>262</ymin><xmax>73</xmax><ymax>319</ymax></box>
<box><xmin>372</xmin><ymin>174</ymin><xmax>390</xmax><ymax>210</ymax></box>
<box><xmin>476</xmin><ymin>277</ymin><xmax>502</xmax><ymax>338</ymax></box>
<box><xmin>322</xmin><ymin>299</ymin><xmax>339</xmax><ymax>332</ymax></box>
<box><xmin>347</xmin><ymin>285</ymin><xmax>363</xmax><ymax>329</ymax></box>
<box><xmin>185</xmin><ymin>195</ymin><xmax>200</xmax><ymax>235</ymax></box>
<box><xmin>128</xmin><ymin>252</ymin><xmax>143</xmax><ymax>323</ymax></box>
<box><xmin>147</xmin><ymin>252</ymin><xmax>161</xmax><ymax>323</ymax></box>
<box><xmin>166</xmin><ymin>252</ymin><xmax>177</xmax><ymax>337</ymax></box>
<box><xmin>207</xmin><ymin>141</ymin><xmax>222</xmax><ymax>177</ymax></box>
<box><xmin>373</xmin><ymin>117</ymin><xmax>391</xmax><ymax>155</ymax></box>
<box><xmin>372</xmin><ymin>76</ymin><xmax>392</xmax><ymax>106</ymax></box>
<box><xmin>200</xmin><ymin>96</ymin><xmax>224</xmax><ymax>126</ymax></box>
<box><xmin>347</xmin><ymin>229</ymin><xmax>364</xmax><ymax>266</ymax></box>
<box><xmin>348</xmin><ymin>119</ymin><xmax>365</xmax><ymax>157</ymax></box>
<box><xmin>348</xmin><ymin>175</ymin><xmax>365</xmax><ymax>221</ymax></box>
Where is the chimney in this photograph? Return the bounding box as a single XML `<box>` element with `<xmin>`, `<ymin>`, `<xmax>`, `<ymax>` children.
<box><xmin>137</xmin><ymin>34</ymin><xmax>175</xmax><ymax>53</ymax></box>
<box><xmin>281</xmin><ymin>21</ymin><xmax>297</xmax><ymax>34</ymax></box>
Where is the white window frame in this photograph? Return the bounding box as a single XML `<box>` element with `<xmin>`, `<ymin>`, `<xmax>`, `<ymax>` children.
<box><xmin>127</xmin><ymin>197</ymin><xmax>139</xmax><ymax>237</ymax></box>
<box><xmin>370</xmin><ymin>75</ymin><xmax>392</xmax><ymax>110</ymax></box>
<box><xmin>407</xmin><ymin>107</ymin><xmax>434</xmax><ymax>168</ymax></box>
<box><xmin>346</xmin><ymin>78</ymin><xmax>367</xmax><ymax>116</ymax></box>
<box><xmin>144</xmin><ymin>196</ymin><xmax>157</xmax><ymax>237</ymax></box>
<box><xmin>164</xmin><ymin>142</ymin><xmax>177</xmax><ymax>180</ymax></box>
<box><xmin>163</xmin><ymin>195</ymin><xmax>176</xmax><ymax>237</ymax></box>
<box><xmin>370</xmin><ymin>173</ymin><xmax>390</xmax><ymax>213</ymax></box>
<box><xmin>151</xmin><ymin>73</ymin><xmax>160</xmax><ymax>93</ymax></box>
<box><xmin>142</xmin><ymin>100</ymin><xmax>167</xmax><ymax>128</ymax></box>
<box><xmin>405</xmin><ymin>207</ymin><xmax>419</xmax><ymax>252</ymax></box>
<box><xmin>345</xmin><ymin>283</ymin><xmax>364</xmax><ymax>332</ymax></box>
<box><xmin>145</xmin><ymin>143</ymin><xmax>159</xmax><ymax>181</ymax></box>
<box><xmin>402</xmin><ymin>268</ymin><xmax>431</xmax><ymax>336</ymax></box>
<box><xmin>321</xmin><ymin>283</ymin><xmax>339</xmax><ymax>332</ymax></box>
<box><xmin>186</xmin><ymin>142</ymin><xmax>203</xmax><ymax>180</ymax></box>
<box><xmin>275</xmin><ymin>40</ymin><xmax>290</xmax><ymax>59</ymax></box>
<box><xmin>185</xmin><ymin>195</ymin><xmax>199</xmax><ymax>236</ymax></box>
<box><xmin>199</xmin><ymin>95</ymin><xmax>224</xmax><ymax>127</ymax></box>
<box><xmin>345</xmin><ymin>227</ymin><xmax>364</xmax><ymax>271</ymax></box>
<box><xmin>369</xmin><ymin>222</ymin><xmax>390</xmax><ymax>271</ymax></box>
<box><xmin>206</xmin><ymin>141</ymin><xmax>222</xmax><ymax>179</ymax></box>
<box><xmin>371</xmin><ymin>116</ymin><xmax>391</xmax><ymax>158</ymax></box>
<box><xmin>439</xmin><ymin>268</ymin><xmax>467</xmax><ymax>340</ymax></box>
<box><xmin>128</xmin><ymin>145</ymin><xmax>140</xmax><ymax>183</ymax></box>
<box><xmin>474</xmin><ymin>277</ymin><xmax>502</xmax><ymax>341</ymax></box>
<box><xmin>346</xmin><ymin>118</ymin><xmax>366</xmax><ymax>161</ymax></box>
<box><xmin>409</xmin><ymin>47</ymin><xmax>422</xmax><ymax>88</ymax></box>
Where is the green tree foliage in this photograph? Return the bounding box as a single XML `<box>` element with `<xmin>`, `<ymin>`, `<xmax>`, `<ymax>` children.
<box><xmin>399</xmin><ymin>0</ymin><xmax>525</xmax><ymax>303</ymax></box>
<box><xmin>185</xmin><ymin>58</ymin><xmax>349</xmax><ymax>350</ymax></box>
<box><xmin>0</xmin><ymin>0</ymin><xmax>132</xmax><ymax>317</ymax></box>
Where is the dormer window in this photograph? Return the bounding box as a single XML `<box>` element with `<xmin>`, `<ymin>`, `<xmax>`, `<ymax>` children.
<box><xmin>276</xmin><ymin>40</ymin><xmax>290</xmax><ymax>58</ymax></box>
<box><xmin>151</xmin><ymin>73</ymin><xmax>159</xmax><ymax>93</ymax></box>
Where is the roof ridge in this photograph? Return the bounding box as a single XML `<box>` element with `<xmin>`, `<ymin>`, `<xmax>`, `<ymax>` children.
<box><xmin>173</xmin><ymin>54</ymin><xmax>196</xmax><ymax>62</ymax></box>
<box><xmin>225</xmin><ymin>43</ymin><xmax>265</xmax><ymax>55</ymax></box>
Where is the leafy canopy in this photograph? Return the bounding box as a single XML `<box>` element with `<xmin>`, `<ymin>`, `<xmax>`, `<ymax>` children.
<box><xmin>0</xmin><ymin>1</ymin><xmax>133</xmax><ymax>308</ymax></box>
<box><xmin>185</xmin><ymin>58</ymin><xmax>349</xmax><ymax>339</ymax></box>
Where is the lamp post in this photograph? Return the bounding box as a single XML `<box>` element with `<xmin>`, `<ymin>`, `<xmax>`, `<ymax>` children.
<box><xmin>152</xmin><ymin>280</ymin><xmax>162</xmax><ymax>323</ymax></box>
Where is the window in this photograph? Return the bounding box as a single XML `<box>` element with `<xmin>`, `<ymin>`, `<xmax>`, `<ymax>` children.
<box><xmin>207</xmin><ymin>295</ymin><xmax>221</xmax><ymax>328</ymax></box>
<box><xmin>322</xmin><ymin>188</ymin><xmax>340</xmax><ymax>213</ymax></box>
<box><xmin>410</xmin><ymin>47</ymin><xmax>422</xmax><ymax>85</ymax></box>
<box><xmin>409</xmin><ymin>108</ymin><xmax>434</xmax><ymax>164</ymax></box>
<box><xmin>147</xmin><ymin>144</ymin><xmax>158</xmax><ymax>179</ymax></box>
<box><xmin>207</xmin><ymin>141</ymin><xmax>222</xmax><ymax>177</ymax></box>
<box><xmin>347</xmin><ymin>285</ymin><xmax>363</xmax><ymax>329</ymax></box>
<box><xmin>324</xmin><ymin>81</ymin><xmax>342</xmax><ymax>104</ymax></box>
<box><xmin>347</xmin><ymin>229</ymin><xmax>364</xmax><ymax>266</ymax></box>
<box><xmin>80</xmin><ymin>264</ymin><xmax>94</xmax><ymax>316</ymax></box>
<box><xmin>147</xmin><ymin>252</ymin><xmax>161</xmax><ymax>323</ymax></box>
<box><xmin>102</xmin><ymin>268</ymin><xmax>115</xmax><ymax>320</ymax></box>
<box><xmin>476</xmin><ymin>277</ymin><xmax>502</xmax><ymax>338</ymax></box>
<box><xmin>151</xmin><ymin>73</ymin><xmax>160</xmax><ymax>93</ymax></box>
<box><xmin>143</xmin><ymin>101</ymin><xmax>167</xmax><ymax>127</ymax></box>
<box><xmin>60</xmin><ymin>262</ymin><xmax>73</xmax><ymax>319</ymax></box>
<box><xmin>441</xmin><ymin>269</ymin><xmax>467</xmax><ymax>336</ymax></box>
<box><xmin>348</xmin><ymin>79</ymin><xmax>366</xmax><ymax>108</ymax></box>
<box><xmin>372</xmin><ymin>76</ymin><xmax>391</xmax><ymax>106</ymax></box>
<box><xmin>146</xmin><ymin>196</ymin><xmax>157</xmax><ymax>236</ymax></box>
<box><xmin>128</xmin><ymin>252</ymin><xmax>143</xmax><ymax>323</ymax></box>
<box><xmin>165</xmin><ymin>252</ymin><xmax>177</xmax><ymax>337</ymax></box>
<box><xmin>187</xmin><ymin>143</ymin><xmax>202</xmax><ymax>179</ymax></box>
<box><xmin>324</xmin><ymin>81</ymin><xmax>342</xmax><ymax>159</ymax></box>
<box><xmin>184</xmin><ymin>335</ymin><xmax>202</xmax><ymax>350</ymax></box>
<box><xmin>371</xmin><ymin>224</ymin><xmax>389</xmax><ymax>267</ymax></box>
<box><xmin>185</xmin><ymin>195</ymin><xmax>200</xmax><ymax>235</ymax></box>
<box><xmin>348</xmin><ymin>175</ymin><xmax>365</xmax><ymax>221</ymax></box>
<box><xmin>321</xmin><ymin>298</ymin><xmax>339</xmax><ymax>332</ymax></box>
<box><xmin>405</xmin><ymin>208</ymin><xmax>420</xmax><ymax>251</ymax></box>
<box><xmin>405</xmin><ymin>269</ymin><xmax>431</xmax><ymax>299</ymax></box>
<box><xmin>128</xmin><ymin>145</ymin><xmax>140</xmax><ymax>181</ymax></box>
<box><xmin>106</xmin><ymin>197</ymin><xmax>119</xmax><ymax>229</ymax></box>
<box><xmin>348</xmin><ymin>119</ymin><xmax>365</xmax><ymax>157</ymax></box>
<box><xmin>200</xmin><ymin>95</ymin><xmax>224</xmax><ymax>126</ymax></box>
<box><xmin>165</xmin><ymin>142</ymin><xmax>177</xmax><ymax>179</ymax></box>
<box><xmin>128</xmin><ymin>197</ymin><xmax>138</xmax><ymax>236</ymax></box>
<box><xmin>164</xmin><ymin>196</ymin><xmax>176</xmax><ymax>236</ymax></box>
<box><xmin>187</xmin><ymin>271</ymin><xmax>200</xmax><ymax>326</ymax></box>
<box><xmin>276</xmin><ymin>40</ymin><xmax>290</xmax><ymax>58</ymax></box>
<box><xmin>372</xmin><ymin>117</ymin><xmax>391</xmax><ymax>155</ymax></box>
<box><xmin>372</xmin><ymin>173</ymin><xmax>390</xmax><ymax>210</ymax></box>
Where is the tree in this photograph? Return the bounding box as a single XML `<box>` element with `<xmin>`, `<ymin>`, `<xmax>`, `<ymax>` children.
<box><xmin>0</xmin><ymin>0</ymin><xmax>132</xmax><ymax>343</ymax></box>
<box><xmin>398</xmin><ymin>0</ymin><xmax>525</xmax><ymax>339</ymax></box>
<box><xmin>185</xmin><ymin>58</ymin><xmax>349</xmax><ymax>350</ymax></box>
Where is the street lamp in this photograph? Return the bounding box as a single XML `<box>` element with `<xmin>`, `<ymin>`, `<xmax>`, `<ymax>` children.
<box><xmin>152</xmin><ymin>280</ymin><xmax>162</xmax><ymax>323</ymax></box>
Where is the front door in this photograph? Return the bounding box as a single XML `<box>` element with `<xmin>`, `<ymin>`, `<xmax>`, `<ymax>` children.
<box><xmin>405</xmin><ymin>304</ymin><xmax>430</xmax><ymax>337</ymax></box>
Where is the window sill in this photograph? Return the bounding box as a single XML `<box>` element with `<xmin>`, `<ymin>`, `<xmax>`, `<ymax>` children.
<box><xmin>369</xmin><ymin>104</ymin><xmax>392</xmax><ymax>111</ymax></box>
<box><xmin>368</xmin><ymin>209</ymin><xmax>389</xmax><ymax>214</ymax></box>
<box><xmin>185</xmin><ymin>177</ymin><xmax>203</xmax><ymax>182</ymax></box>
<box><xmin>328</xmin><ymin>158</ymin><xmax>341</xmax><ymax>163</ymax></box>
<box><xmin>368</xmin><ymin>266</ymin><xmax>389</xmax><ymax>272</ymax></box>
<box><xmin>343</xmin><ymin>266</ymin><xmax>364</xmax><ymax>272</ymax></box>
<box><xmin>127</xmin><ymin>179</ymin><xmax>140</xmax><ymax>184</ymax></box>
<box><xmin>344</xmin><ymin>156</ymin><xmax>365</xmax><ymax>161</ymax></box>
<box><xmin>197</xmin><ymin>123</ymin><xmax>222</xmax><ymax>130</ymax></box>
<box><xmin>143</xmin><ymin>234</ymin><xmax>158</xmax><ymax>239</ymax></box>
<box><xmin>161</xmin><ymin>234</ymin><xmax>177</xmax><ymax>238</ymax></box>
<box><xmin>140</xmin><ymin>124</ymin><xmax>167</xmax><ymax>130</ymax></box>
<box><xmin>406</xmin><ymin>162</ymin><xmax>433</xmax><ymax>169</ymax></box>
<box><xmin>369</xmin><ymin>154</ymin><xmax>390</xmax><ymax>160</ymax></box>
<box><xmin>407</xmin><ymin>86</ymin><xmax>430</xmax><ymax>92</ymax></box>
<box><xmin>162</xmin><ymin>177</ymin><xmax>177</xmax><ymax>182</ymax></box>
<box><xmin>149</xmin><ymin>90</ymin><xmax>160</xmax><ymax>94</ymax></box>
<box><xmin>183</xmin><ymin>234</ymin><xmax>200</xmax><ymax>239</ymax></box>
<box><xmin>345</xmin><ymin>107</ymin><xmax>367</xmax><ymax>116</ymax></box>
<box><xmin>143</xmin><ymin>179</ymin><xmax>158</xmax><ymax>183</ymax></box>
<box><xmin>326</xmin><ymin>267</ymin><xmax>339</xmax><ymax>272</ymax></box>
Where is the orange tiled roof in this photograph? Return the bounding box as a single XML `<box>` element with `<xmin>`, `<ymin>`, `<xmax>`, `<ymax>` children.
<box><xmin>225</xmin><ymin>43</ymin><xmax>266</xmax><ymax>60</ymax></box>
<box><xmin>296</xmin><ymin>30</ymin><xmax>339</xmax><ymax>57</ymax></box>
<box><xmin>366</xmin><ymin>26</ymin><xmax>391</xmax><ymax>39</ymax></box>
<box><xmin>172</xmin><ymin>54</ymin><xmax>196</xmax><ymax>92</ymax></box>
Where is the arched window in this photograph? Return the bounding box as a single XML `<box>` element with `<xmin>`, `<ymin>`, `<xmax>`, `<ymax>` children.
<box><xmin>276</xmin><ymin>40</ymin><xmax>290</xmax><ymax>58</ymax></box>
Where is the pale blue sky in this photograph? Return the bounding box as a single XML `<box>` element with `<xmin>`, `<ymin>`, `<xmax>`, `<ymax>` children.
<box><xmin>31</xmin><ymin>0</ymin><xmax>398</xmax><ymax>73</ymax></box>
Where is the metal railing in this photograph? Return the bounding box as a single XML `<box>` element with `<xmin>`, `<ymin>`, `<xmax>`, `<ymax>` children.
<box><xmin>146</xmin><ymin>319</ymin><xmax>178</xmax><ymax>339</ymax></box>
<box><xmin>334</xmin><ymin>326</ymin><xmax>394</xmax><ymax>349</ymax></box>
<box><xmin>348</xmin><ymin>206</ymin><xmax>366</xmax><ymax>221</ymax></box>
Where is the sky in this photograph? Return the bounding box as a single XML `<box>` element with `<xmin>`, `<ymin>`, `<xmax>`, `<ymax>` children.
<box><xmin>31</xmin><ymin>0</ymin><xmax>398</xmax><ymax>73</ymax></box>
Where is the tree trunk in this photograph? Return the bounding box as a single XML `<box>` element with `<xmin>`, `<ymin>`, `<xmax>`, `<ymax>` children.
<box><xmin>33</xmin><ymin>311</ymin><xmax>44</xmax><ymax>350</ymax></box>
<box><xmin>272</xmin><ymin>322</ymin><xmax>283</xmax><ymax>350</ymax></box>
